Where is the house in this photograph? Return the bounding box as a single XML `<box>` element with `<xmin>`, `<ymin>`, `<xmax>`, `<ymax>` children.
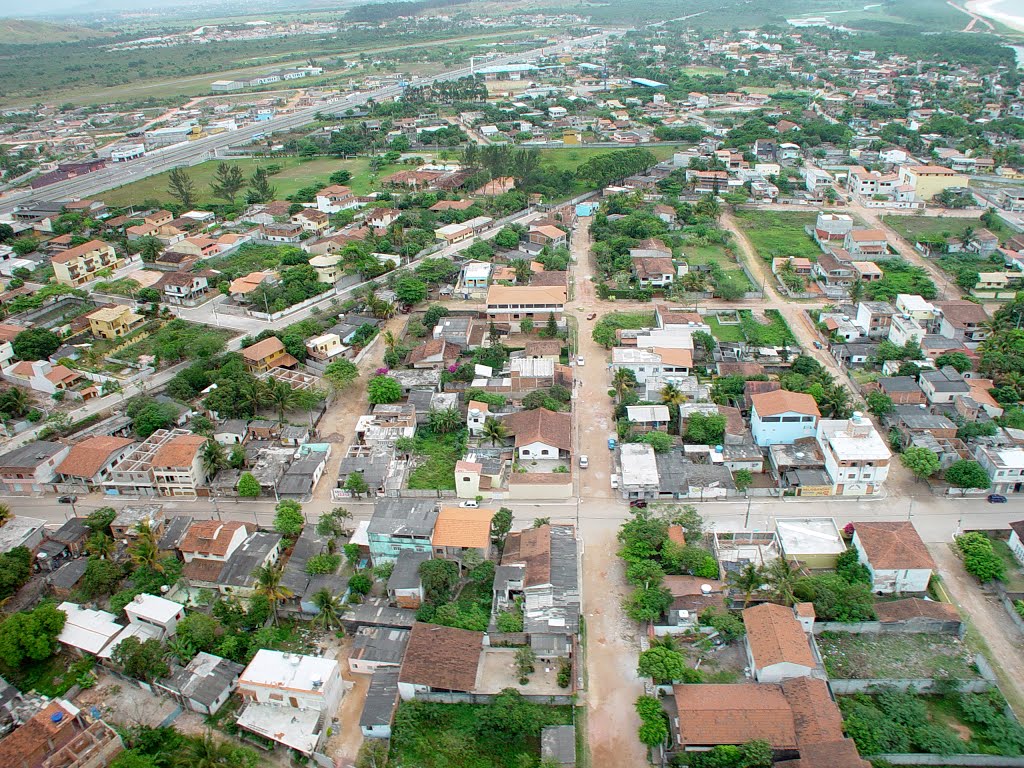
<box><xmin>502</xmin><ymin>408</ymin><xmax>572</xmax><ymax>460</ymax></box>
<box><xmin>775</xmin><ymin>518</ymin><xmax>846</xmax><ymax>569</ymax></box>
<box><xmin>0</xmin><ymin>441</ymin><xmax>70</xmax><ymax>494</ymax></box>
<box><xmin>124</xmin><ymin>593</ymin><xmax>184</xmax><ymax>639</ymax></box>
<box><xmin>367</xmin><ymin>499</ymin><xmax>439</xmax><ymax>566</ymax></box>
<box><xmin>485</xmin><ymin>285</ymin><xmax>566</xmax><ymax>332</ymax></box>
<box><xmin>852</xmin><ymin>521</ymin><xmax>935</xmax><ymax>593</ymax></box>
<box><xmin>743</xmin><ymin>603</ymin><xmax>819</xmax><ymax>683</ymax></box>
<box><xmin>898</xmin><ymin>164</ymin><xmax>969</xmax><ymax>200</ymax></box>
<box><xmin>160</xmin><ymin>652</ymin><xmax>243</xmax><ymax>715</ymax></box>
<box><xmin>0</xmin><ymin>700</ymin><xmax>123</xmax><ymax>768</ymax></box>
<box><xmin>229</xmin><ymin>271</ymin><xmax>277</xmax><ymax>301</ymax></box>
<box><xmin>919</xmin><ymin>365</ymin><xmax>970</xmax><ymax>405</ymax></box>
<box><xmin>55</xmin><ymin>436</ymin><xmax>135</xmax><ymax>491</ymax></box>
<box><xmin>611</xmin><ymin>347</ymin><xmax>693</xmax><ymax>385</ymax></box>
<box><xmin>1008</xmin><ymin>521</ymin><xmax>1024</xmax><ymax>566</ymax></box>
<box><xmin>361</xmin><ymin>667</ymin><xmax>401</xmax><ymax>739</ymax></box>
<box><xmin>853</xmin><ymin>301</ymin><xmax>897</xmax><ymax>339</ymax></box>
<box><xmin>42</xmin><ymin>516</ymin><xmax>91</xmax><ymax>559</ymax></box>
<box><xmin>291</xmin><ymin>208</ymin><xmax>329</xmax><ymax>235</ymax></box>
<box><xmin>51</xmin><ymin>240</ymin><xmax>124</xmax><ymax>286</ymax></box>
<box><xmin>214</xmin><ymin>420</ymin><xmax>247</xmax><ymax>446</ymax></box>
<box><xmin>974</xmin><ymin>445</ymin><xmax>1024</xmax><ymax>495</ymax></box>
<box><xmin>432</xmin><ymin>507</ymin><xmax>495</xmax><ymax>569</ymax></box>
<box><xmin>213</xmin><ymin>532</ymin><xmax>282</xmax><ymax>597</ymax></box>
<box><xmin>349</xmin><ymin>627</ymin><xmax>411</xmax><ymax>674</ymax></box>
<box><xmin>528</xmin><ymin>225</ymin><xmax>567</xmax><ymax>248</ymax></box>
<box><xmin>259</xmin><ymin>222</ymin><xmax>302</xmax><ymax>244</ymax></box>
<box><xmin>631</xmin><ymin>254</ymin><xmax>676</xmax><ymax>288</ymax></box>
<box><xmin>178</xmin><ymin>520</ymin><xmax>253</xmax><ymax>563</ymax></box>
<box><xmin>874</xmin><ymin>376</ymin><xmax>926</xmax><ymax>405</ymax></box>
<box><xmin>843</xmin><ymin>229</ymin><xmax>888</xmax><ymax>259</ymax></box>
<box><xmin>156</xmin><ymin>271</ymin><xmax>211</xmax><ymax>306</ymax></box>
<box><xmin>0</xmin><ymin>515</ymin><xmax>46</xmax><ymax>554</ymax></box>
<box><xmin>936</xmin><ymin>300</ymin><xmax>988</xmax><ymax>347</ymax></box>
<box><xmin>236</xmin><ymin>650</ymin><xmax>343</xmax><ymax>755</ymax></box>
<box><xmin>407</xmin><ymin>338</ymin><xmax>461</xmax><ymax>369</ymax></box>
<box><xmin>87</xmin><ymin>305</ymin><xmax>145</xmax><ymax>340</ymax></box>
<box><xmin>750</xmin><ymin>391</ymin><xmax>820</xmax><ymax>447</ymax></box>
<box><xmin>387</xmin><ymin>550</ymin><xmax>430</xmax><ymax>608</ymax></box>
<box><xmin>316</xmin><ymin>185</ymin><xmax>356</xmax><ymax>213</ymax></box>
<box><xmin>242</xmin><ymin>336</ymin><xmax>298</xmax><ymax>374</ymax></box>
<box><xmin>524</xmin><ymin>340</ymin><xmax>562</xmax><ymax>361</ymax></box>
<box><xmin>56</xmin><ymin>602</ymin><xmax>143</xmax><ymax>658</ymax></box>
<box><xmin>397</xmin><ymin>622</ymin><xmax>483</xmax><ymax>699</ymax></box>
<box><xmin>619</xmin><ymin>443</ymin><xmax>661</xmax><ymax>501</ymax></box>
<box><xmin>5</xmin><ymin>360</ymin><xmax>82</xmax><ymax>396</ymax></box>
<box><xmin>625</xmin><ymin>405</ymin><xmax>670</xmax><ymax>433</ymax></box>
<box><xmin>495</xmin><ymin>524</ymin><xmax>580</xmax><ymax>656</ymax></box>
<box><xmin>111</xmin><ymin>504</ymin><xmax>164</xmax><ymax>541</ymax></box>
<box><xmin>816</xmin><ymin>415</ymin><xmax>891</xmax><ymax>496</ymax></box>
<box><xmin>434</xmin><ymin>223</ymin><xmax>474</xmax><ymax>244</ymax></box>
<box><xmin>150</xmin><ymin>433</ymin><xmax>208</xmax><ymax>497</ymax></box>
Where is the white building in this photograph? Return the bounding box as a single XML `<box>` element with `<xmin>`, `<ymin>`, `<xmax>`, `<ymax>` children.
<box><xmin>815</xmin><ymin>415</ymin><xmax>891</xmax><ymax>496</ymax></box>
<box><xmin>887</xmin><ymin>313</ymin><xmax>925</xmax><ymax>347</ymax></box>
<box><xmin>124</xmin><ymin>594</ymin><xmax>185</xmax><ymax>639</ymax></box>
<box><xmin>611</xmin><ymin>347</ymin><xmax>692</xmax><ymax>385</ymax></box>
<box><xmin>974</xmin><ymin>444</ymin><xmax>1024</xmax><ymax>495</ymax></box>
<box><xmin>852</xmin><ymin>521</ymin><xmax>934</xmax><ymax>594</ymax></box>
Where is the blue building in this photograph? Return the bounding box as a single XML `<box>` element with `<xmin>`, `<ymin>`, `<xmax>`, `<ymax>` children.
<box><xmin>750</xmin><ymin>390</ymin><xmax>820</xmax><ymax>447</ymax></box>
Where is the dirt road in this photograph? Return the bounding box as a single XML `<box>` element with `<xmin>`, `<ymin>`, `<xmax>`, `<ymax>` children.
<box><xmin>929</xmin><ymin>544</ymin><xmax>1024</xmax><ymax>717</ymax></box>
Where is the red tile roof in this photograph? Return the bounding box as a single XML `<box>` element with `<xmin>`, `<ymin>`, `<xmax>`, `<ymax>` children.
<box><xmin>854</xmin><ymin>521</ymin><xmax>935</xmax><ymax>571</ymax></box>
<box><xmin>56</xmin><ymin>436</ymin><xmax>134</xmax><ymax>478</ymax></box>
<box><xmin>399</xmin><ymin>623</ymin><xmax>482</xmax><ymax>692</ymax></box>
<box><xmin>743</xmin><ymin>603</ymin><xmax>816</xmax><ymax>671</ymax></box>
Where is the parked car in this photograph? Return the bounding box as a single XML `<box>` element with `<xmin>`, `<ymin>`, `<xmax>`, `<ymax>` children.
<box><xmin>812</xmin><ymin>341</ymin><xmax>823</xmax><ymax>349</ymax></box>
<box><xmin>579</xmin><ymin>455</ymin><xmax>589</xmax><ymax>469</ymax></box>
<box><xmin>610</xmin><ymin>474</ymin><xmax>619</xmax><ymax>489</ymax></box>
<box><xmin>577</xmin><ymin>356</ymin><xmax>585</xmax><ymax>366</ymax></box>
<box><xmin>459</xmin><ymin>500</ymin><xmax>479</xmax><ymax>508</ymax></box>
<box><xmin>587</xmin><ymin>313</ymin><xmax>597</xmax><ymax>320</ymax></box>
<box><xmin>58</xmin><ymin>495</ymin><xmax>77</xmax><ymax>505</ymax></box>
<box><xmin>608</xmin><ymin>437</ymin><xmax>617</xmax><ymax>450</ymax></box>
<box><xmin>987</xmin><ymin>494</ymin><xmax>1008</xmax><ymax>504</ymax></box>
<box><xmin>629</xmin><ymin>499</ymin><xmax>648</xmax><ymax>509</ymax></box>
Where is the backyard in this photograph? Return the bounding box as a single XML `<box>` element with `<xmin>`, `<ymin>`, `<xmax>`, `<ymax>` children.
<box><xmin>740</xmin><ymin>309</ymin><xmax>795</xmax><ymax>347</ymax></box>
<box><xmin>389</xmin><ymin>696</ymin><xmax>574</xmax><ymax>768</ymax></box>
<box><xmin>731</xmin><ymin>209</ymin><xmax>822</xmax><ymax>262</ymax></box>
<box><xmin>706</xmin><ymin>314</ymin><xmax>745</xmax><ymax>342</ymax></box>
<box><xmin>817</xmin><ymin>632</ymin><xmax>981</xmax><ymax>681</ymax></box>
<box><xmin>406</xmin><ymin>428</ymin><xmax>466</xmax><ymax>491</ymax></box>
<box><xmin>100</xmin><ymin>155</ymin><xmax>405</xmax><ymax>208</ymax></box>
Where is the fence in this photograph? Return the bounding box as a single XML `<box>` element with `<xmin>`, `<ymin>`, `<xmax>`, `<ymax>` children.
<box><xmin>814</xmin><ymin>619</ymin><xmax>964</xmax><ymax>637</ymax></box>
<box><xmin>416</xmin><ymin>692</ymin><xmax>575</xmax><ymax>705</ymax></box>
<box><xmin>873</xmin><ymin>756</ymin><xmax>1024</xmax><ymax>767</ymax></box>
<box><xmin>828</xmin><ymin>678</ymin><xmax>994</xmax><ymax>694</ymax></box>
<box><xmin>398</xmin><ymin>488</ymin><xmax>457</xmax><ymax>499</ymax></box>
<box><xmin>485</xmin><ymin>632</ymin><xmax>528</xmax><ymax>646</ymax></box>
<box><xmin>996</xmin><ymin>584</ymin><xmax>1024</xmax><ymax>634</ymax></box>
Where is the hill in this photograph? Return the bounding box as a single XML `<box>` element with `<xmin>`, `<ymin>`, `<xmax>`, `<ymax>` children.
<box><xmin>0</xmin><ymin>19</ymin><xmax>113</xmax><ymax>45</ymax></box>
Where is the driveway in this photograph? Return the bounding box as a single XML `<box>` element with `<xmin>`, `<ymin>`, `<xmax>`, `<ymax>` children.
<box><xmin>929</xmin><ymin>544</ymin><xmax>1024</xmax><ymax>717</ymax></box>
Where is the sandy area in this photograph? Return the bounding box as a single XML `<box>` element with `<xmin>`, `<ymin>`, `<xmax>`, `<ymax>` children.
<box><xmin>966</xmin><ymin>0</ymin><xmax>1024</xmax><ymax>33</ymax></box>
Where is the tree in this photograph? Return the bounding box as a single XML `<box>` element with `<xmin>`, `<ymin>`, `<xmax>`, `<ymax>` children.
<box><xmin>273</xmin><ymin>500</ymin><xmax>304</xmax><ymax>535</ymax></box>
<box><xmin>956</xmin><ymin>532</ymin><xmax>1006</xmax><ymax>582</ymax></box>
<box><xmin>765</xmin><ymin>558</ymin><xmax>801</xmax><ymax>606</ymax></box>
<box><xmin>201</xmin><ymin>440</ymin><xmax>227</xmax><ymax>478</ymax></box>
<box><xmin>733</xmin><ymin>468</ymin><xmax>753</xmax><ymax>493</ymax></box>
<box><xmin>623</xmin><ymin>584</ymin><xmax>673</xmax><ymax>622</ymax></box>
<box><xmin>946</xmin><ymin>459</ymin><xmax>991</xmax><ymax>494</ymax></box>
<box><xmin>136</xmin><ymin>236</ymin><xmax>163</xmax><ymax>263</ymax></box>
<box><xmin>210</xmin><ymin>162</ymin><xmax>246</xmax><ymax>204</ymax></box>
<box><xmin>129</xmin><ymin>523</ymin><xmax>162</xmax><ymax>573</ymax></box>
<box><xmin>344</xmin><ymin>471</ymin><xmax>370</xmax><ymax>498</ymax></box>
<box><xmin>167</xmin><ymin>167</ymin><xmax>197</xmax><ymax>209</ymax></box>
<box><xmin>935</xmin><ymin>352</ymin><xmax>972</xmax><ymax>373</ymax></box>
<box><xmin>419</xmin><ymin>558</ymin><xmax>460</xmax><ymax>605</ymax></box>
<box><xmin>481</xmin><ymin>417</ymin><xmax>508</xmax><ymax>446</ymax></box>
<box><xmin>178</xmin><ymin>734</ymin><xmax>259</xmax><ymax>768</ymax></box>
<box><xmin>112</xmin><ymin>636</ymin><xmax>169</xmax><ymax>682</ymax></box>
<box><xmin>394</xmin><ymin>275</ymin><xmax>427</xmax><ymax>305</ymax></box>
<box><xmin>355</xmin><ymin>739</ymin><xmax>389</xmax><ymax>768</ymax></box>
<box><xmin>0</xmin><ymin>546</ymin><xmax>31</xmax><ymax>599</ymax></box>
<box><xmin>316</xmin><ymin>507</ymin><xmax>352</xmax><ymax>538</ymax></box>
<box><xmin>367</xmin><ymin>375</ymin><xmax>401</xmax><ymax>404</ymax></box>
<box><xmin>635</xmin><ymin>695</ymin><xmax>669</xmax><ymax>747</ymax></box>
<box><xmin>685</xmin><ymin>412</ymin><xmax>726</xmax><ymax>445</ymax></box>
<box><xmin>324</xmin><ymin>359</ymin><xmax>359</xmax><ymax>390</ymax></box>
<box><xmin>252</xmin><ymin>562</ymin><xmax>293</xmax><ymax>624</ymax></box>
<box><xmin>544</xmin><ymin>311</ymin><xmax>558</xmax><ymax>337</ymax></box>
<box><xmin>229</xmin><ymin>445</ymin><xmax>246</xmax><ymax>470</ymax></box>
<box><xmin>491</xmin><ymin>507</ymin><xmax>513</xmax><ymax>546</ymax></box>
<box><xmin>175</xmin><ymin>614</ymin><xmax>220</xmax><ymax>654</ymax></box>
<box><xmin>247</xmin><ymin>167</ymin><xmax>277</xmax><ymax>204</ymax></box>
<box><xmin>0</xmin><ymin>603</ymin><xmax>67</xmax><ymax>667</ymax></box>
<box><xmin>265</xmin><ymin>379</ymin><xmax>301</xmax><ymax>423</ymax></box>
<box><xmin>901</xmin><ymin>446</ymin><xmax>941</xmax><ymax>481</ymax></box>
<box><xmin>728</xmin><ymin>562</ymin><xmax>766</xmax><ymax>607</ymax></box>
<box><xmin>515</xmin><ymin>646</ymin><xmax>536</xmax><ymax>680</ymax></box>
<box><xmin>237</xmin><ymin>472</ymin><xmax>260</xmax><ymax>497</ymax></box>
<box><xmin>311</xmin><ymin>588</ymin><xmax>344</xmax><ymax>630</ymax></box>
<box><xmin>80</xmin><ymin>557</ymin><xmax>123</xmax><ymax>598</ymax></box>
<box><xmin>866</xmin><ymin>390</ymin><xmax>894</xmax><ymax>418</ymax></box>
<box><xmin>637</xmin><ymin>646</ymin><xmax>687</xmax><ymax>683</ymax></box>
<box><xmin>494</xmin><ymin>227</ymin><xmax>520</xmax><ymax>249</ymax></box>
<box><xmin>639</xmin><ymin>430</ymin><xmax>673</xmax><ymax>453</ymax></box>
<box><xmin>428</xmin><ymin>407</ymin><xmax>462</xmax><ymax>435</ymax></box>
<box><xmin>13</xmin><ymin>328</ymin><xmax>60</xmax><ymax>360</ymax></box>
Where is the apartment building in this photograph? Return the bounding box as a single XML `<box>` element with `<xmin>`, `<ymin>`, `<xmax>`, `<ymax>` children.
<box><xmin>105</xmin><ymin>429</ymin><xmax>202</xmax><ymax>497</ymax></box>
<box><xmin>87</xmin><ymin>305</ymin><xmax>145</xmax><ymax>340</ymax></box>
<box><xmin>151</xmin><ymin>433</ymin><xmax>208</xmax><ymax>497</ymax></box>
<box><xmin>52</xmin><ymin>240</ymin><xmax>124</xmax><ymax>287</ymax></box>
<box><xmin>484</xmin><ymin>285</ymin><xmax>567</xmax><ymax>332</ymax></box>
<box><xmin>974</xmin><ymin>444</ymin><xmax>1024</xmax><ymax>495</ymax></box>
<box><xmin>898</xmin><ymin>164</ymin><xmax>969</xmax><ymax>200</ymax></box>
<box><xmin>815</xmin><ymin>415</ymin><xmax>891</xmax><ymax>496</ymax></box>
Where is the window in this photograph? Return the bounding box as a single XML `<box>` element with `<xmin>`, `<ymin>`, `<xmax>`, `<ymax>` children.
<box><xmin>781</xmin><ymin>416</ymin><xmax>801</xmax><ymax>423</ymax></box>
<box><xmin>541</xmin><ymin>450</ymin><xmax>550</xmax><ymax>456</ymax></box>
<box><xmin>761</xmin><ymin>416</ymin><xmax>781</xmax><ymax>423</ymax></box>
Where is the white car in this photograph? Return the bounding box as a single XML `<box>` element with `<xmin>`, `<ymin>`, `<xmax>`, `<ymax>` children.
<box><xmin>579</xmin><ymin>455</ymin><xmax>589</xmax><ymax>469</ymax></box>
<box><xmin>576</xmin><ymin>356</ymin><xmax>585</xmax><ymax>366</ymax></box>
<box><xmin>459</xmin><ymin>500</ymin><xmax>479</xmax><ymax>508</ymax></box>
<box><xmin>610</xmin><ymin>474</ymin><xmax>619</xmax><ymax>489</ymax></box>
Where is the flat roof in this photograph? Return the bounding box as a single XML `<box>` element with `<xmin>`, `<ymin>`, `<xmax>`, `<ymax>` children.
<box><xmin>775</xmin><ymin>518</ymin><xmax>845</xmax><ymax>556</ymax></box>
<box><xmin>237</xmin><ymin>702</ymin><xmax>321</xmax><ymax>754</ymax></box>
<box><xmin>620</xmin><ymin>443</ymin><xmax>659</xmax><ymax>487</ymax></box>
<box><xmin>240</xmin><ymin>650</ymin><xmax>338</xmax><ymax>693</ymax></box>
<box><xmin>124</xmin><ymin>593</ymin><xmax>183</xmax><ymax>624</ymax></box>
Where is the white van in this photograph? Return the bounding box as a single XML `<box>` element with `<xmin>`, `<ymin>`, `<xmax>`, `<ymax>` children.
<box><xmin>610</xmin><ymin>474</ymin><xmax>619</xmax><ymax>489</ymax></box>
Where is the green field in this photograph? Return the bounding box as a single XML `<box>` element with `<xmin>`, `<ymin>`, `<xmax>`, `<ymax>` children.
<box><xmin>101</xmin><ymin>156</ymin><xmax>404</xmax><ymax>208</ymax></box>
<box><xmin>539</xmin><ymin>144</ymin><xmax>676</xmax><ymax>171</ymax></box>
<box><xmin>731</xmin><ymin>210</ymin><xmax>822</xmax><ymax>262</ymax></box>
<box><xmin>882</xmin><ymin>214</ymin><xmax>1011</xmax><ymax>245</ymax></box>
<box><xmin>686</xmin><ymin>243</ymin><xmax>753</xmax><ymax>290</ymax></box>
<box><xmin>707</xmin><ymin>315</ymin><xmax>745</xmax><ymax>342</ymax></box>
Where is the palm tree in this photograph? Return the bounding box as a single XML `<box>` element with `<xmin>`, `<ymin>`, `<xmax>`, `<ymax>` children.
<box><xmin>176</xmin><ymin>733</ymin><xmax>238</xmax><ymax>768</ymax></box>
<box><xmin>428</xmin><ymin>407</ymin><xmax>462</xmax><ymax>434</ymax></box>
<box><xmin>252</xmin><ymin>563</ymin><xmax>293</xmax><ymax>625</ymax></box>
<box><xmin>86</xmin><ymin>531</ymin><xmax>115</xmax><ymax>560</ymax></box>
<box><xmin>310</xmin><ymin>588</ymin><xmax>344</xmax><ymax>631</ymax></box>
<box><xmin>612</xmin><ymin>368</ymin><xmax>635</xmax><ymax>402</ymax></box>
<box><xmin>382</xmin><ymin>330</ymin><xmax>398</xmax><ymax>356</ymax></box>
<box><xmin>130</xmin><ymin>522</ymin><xmax>163</xmax><ymax>573</ymax></box>
<box><xmin>848</xmin><ymin>278</ymin><xmax>865</xmax><ymax>305</ymax></box>
<box><xmin>660</xmin><ymin>382</ymin><xmax>685</xmax><ymax>407</ymax></box>
<box><xmin>201</xmin><ymin>440</ymin><xmax>227</xmax><ymax>478</ymax></box>
<box><xmin>267</xmin><ymin>379</ymin><xmax>301</xmax><ymax>423</ymax></box>
<box><xmin>481</xmin><ymin>417</ymin><xmax>507</xmax><ymax>446</ymax></box>
<box><xmin>0</xmin><ymin>503</ymin><xmax>11</xmax><ymax>527</ymax></box>
<box><xmin>765</xmin><ymin>558</ymin><xmax>801</xmax><ymax>606</ymax></box>
<box><xmin>727</xmin><ymin>563</ymin><xmax>766</xmax><ymax>608</ymax></box>
<box><xmin>239</xmin><ymin>377</ymin><xmax>269</xmax><ymax>416</ymax></box>
<box><xmin>2</xmin><ymin>388</ymin><xmax>30</xmax><ymax>417</ymax></box>
<box><xmin>166</xmin><ymin>636</ymin><xmax>196</xmax><ymax>665</ymax></box>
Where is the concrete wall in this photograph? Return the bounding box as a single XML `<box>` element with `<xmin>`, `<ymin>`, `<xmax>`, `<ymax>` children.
<box><xmin>813</xmin><ymin>619</ymin><xmax>964</xmax><ymax>637</ymax></box>
<box><xmin>415</xmin><ymin>692</ymin><xmax>575</xmax><ymax>705</ymax></box>
<box><xmin>872</xmin><ymin>756</ymin><xmax>1024</xmax><ymax>766</ymax></box>
<box><xmin>829</xmin><ymin>677</ymin><xmax>994</xmax><ymax>694</ymax></box>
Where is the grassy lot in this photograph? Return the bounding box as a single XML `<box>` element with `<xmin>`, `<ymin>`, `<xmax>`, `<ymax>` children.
<box><xmin>989</xmin><ymin>536</ymin><xmax>1024</xmax><ymax>592</ymax></box>
<box><xmin>731</xmin><ymin>210</ymin><xmax>822</xmax><ymax>262</ymax></box>
<box><xmin>0</xmin><ymin>654</ymin><xmax>93</xmax><ymax>698</ymax></box>
<box><xmin>538</xmin><ymin>145</ymin><xmax>676</xmax><ymax>174</ymax></box>
<box><xmin>707</xmin><ymin>315</ymin><xmax>745</xmax><ymax>342</ymax></box>
<box><xmin>882</xmin><ymin>214</ymin><xmax>1012</xmax><ymax>244</ymax></box>
<box><xmin>101</xmin><ymin>156</ymin><xmax>404</xmax><ymax>208</ymax></box>
<box><xmin>114</xmin><ymin>320</ymin><xmax>235</xmax><ymax>364</ymax></box>
<box><xmin>686</xmin><ymin>243</ymin><xmax>753</xmax><ymax>290</ymax></box>
<box><xmin>390</xmin><ymin>699</ymin><xmax>574</xmax><ymax>768</ymax></box>
<box><xmin>407</xmin><ymin>428</ymin><xmax>466</xmax><ymax>491</ymax></box>
<box><xmin>741</xmin><ymin>309</ymin><xmax>795</xmax><ymax>346</ymax></box>
<box><xmin>817</xmin><ymin>632</ymin><xmax>980</xmax><ymax>680</ymax></box>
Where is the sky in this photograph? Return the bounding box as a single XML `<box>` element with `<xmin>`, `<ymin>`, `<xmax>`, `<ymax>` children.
<box><xmin>0</xmin><ymin>0</ymin><xmax>197</xmax><ymax>18</ymax></box>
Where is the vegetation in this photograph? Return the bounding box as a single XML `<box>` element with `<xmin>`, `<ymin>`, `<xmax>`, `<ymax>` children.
<box><xmin>955</xmin><ymin>532</ymin><xmax>1006</xmax><ymax>583</ymax></box>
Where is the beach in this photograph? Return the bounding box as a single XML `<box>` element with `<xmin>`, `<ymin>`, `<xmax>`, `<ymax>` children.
<box><xmin>966</xmin><ymin>0</ymin><xmax>1024</xmax><ymax>33</ymax></box>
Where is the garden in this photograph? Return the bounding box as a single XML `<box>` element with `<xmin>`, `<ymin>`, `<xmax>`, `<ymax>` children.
<box><xmin>406</xmin><ymin>427</ymin><xmax>467</xmax><ymax>491</ymax></box>
<box><xmin>739</xmin><ymin>309</ymin><xmax>796</xmax><ymax>347</ymax></box>
<box><xmin>731</xmin><ymin>209</ymin><xmax>822</xmax><ymax>262</ymax></box>
<box><xmin>113</xmin><ymin>318</ymin><xmax>235</xmax><ymax>365</ymax></box>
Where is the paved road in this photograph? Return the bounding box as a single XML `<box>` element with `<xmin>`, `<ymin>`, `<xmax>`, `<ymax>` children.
<box><xmin>0</xmin><ymin>34</ymin><xmax>614</xmax><ymax>214</ymax></box>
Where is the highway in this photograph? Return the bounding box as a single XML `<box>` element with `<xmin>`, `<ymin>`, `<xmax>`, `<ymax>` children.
<box><xmin>0</xmin><ymin>33</ymin><xmax>615</xmax><ymax>214</ymax></box>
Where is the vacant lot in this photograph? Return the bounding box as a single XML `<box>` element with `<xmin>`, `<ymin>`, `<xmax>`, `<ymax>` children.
<box><xmin>818</xmin><ymin>632</ymin><xmax>980</xmax><ymax>680</ymax></box>
<box><xmin>101</xmin><ymin>156</ymin><xmax>404</xmax><ymax>207</ymax></box>
<box><xmin>538</xmin><ymin>144</ymin><xmax>676</xmax><ymax>174</ymax></box>
<box><xmin>686</xmin><ymin>243</ymin><xmax>753</xmax><ymax>290</ymax></box>
<box><xmin>707</xmin><ymin>315</ymin><xmax>745</xmax><ymax>342</ymax></box>
<box><xmin>731</xmin><ymin>210</ymin><xmax>822</xmax><ymax>261</ymax></box>
<box><xmin>882</xmin><ymin>215</ymin><xmax>1011</xmax><ymax>244</ymax></box>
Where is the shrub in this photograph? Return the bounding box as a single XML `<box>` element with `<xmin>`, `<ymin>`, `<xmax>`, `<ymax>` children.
<box><xmin>306</xmin><ymin>554</ymin><xmax>341</xmax><ymax>575</ymax></box>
